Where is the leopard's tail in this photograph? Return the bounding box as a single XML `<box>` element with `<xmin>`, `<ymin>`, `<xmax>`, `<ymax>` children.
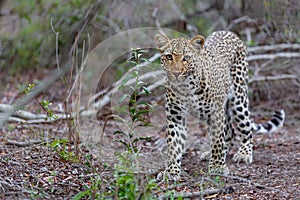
<box><xmin>251</xmin><ymin>110</ymin><xmax>285</xmax><ymax>134</ymax></box>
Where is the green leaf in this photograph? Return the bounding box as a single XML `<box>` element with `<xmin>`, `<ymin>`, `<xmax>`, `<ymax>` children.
<box><xmin>129</xmin><ymin>85</ymin><xmax>135</xmax><ymax>92</ymax></box>
<box><xmin>127</xmin><ymin>60</ymin><xmax>137</xmax><ymax>65</ymax></box>
<box><xmin>7</xmin><ymin>125</ymin><xmax>16</xmax><ymax>132</ymax></box>
<box><xmin>132</xmin><ymin>115</ymin><xmax>138</xmax><ymax>122</ymax></box>
<box><xmin>139</xmin><ymin>49</ymin><xmax>148</xmax><ymax>53</ymax></box>
<box><xmin>141</xmin><ymin>86</ymin><xmax>150</xmax><ymax>95</ymax></box>
<box><xmin>132</xmin><ymin>137</ymin><xmax>151</xmax><ymax>143</ymax></box>
<box><xmin>119</xmin><ymin>94</ymin><xmax>130</xmax><ymax>103</ymax></box>
<box><xmin>114</xmin><ymin>139</ymin><xmax>129</xmax><ymax>148</ymax></box>
<box><xmin>113</xmin><ymin>130</ymin><xmax>125</xmax><ymax>135</ymax></box>
<box><xmin>132</xmin><ymin>70</ymin><xmax>138</xmax><ymax>77</ymax></box>
<box><xmin>129</xmin><ymin>107</ymin><xmax>136</xmax><ymax>115</ymax></box>
<box><xmin>72</xmin><ymin>190</ymin><xmax>91</xmax><ymax>200</ymax></box>
<box><xmin>137</xmin><ymin>121</ymin><xmax>152</xmax><ymax>127</ymax></box>
<box><xmin>136</xmin><ymin>109</ymin><xmax>150</xmax><ymax>115</ymax></box>
<box><xmin>137</xmin><ymin>101</ymin><xmax>153</xmax><ymax>108</ymax></box>
<box><xmin>137</xmin><ymin>81</ymin><xmax>145</xmax><ymax>86</ymax></box>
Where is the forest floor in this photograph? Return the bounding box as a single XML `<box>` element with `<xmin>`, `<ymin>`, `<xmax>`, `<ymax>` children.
<box><xmin>0</xmin><ymin>69</ymin><xmax>299</xmax><ymax>199</ymax></box>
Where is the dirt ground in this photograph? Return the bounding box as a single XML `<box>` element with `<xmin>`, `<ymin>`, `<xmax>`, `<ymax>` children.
<box><xmin>0</xmin><ymin>69</ymin><xmax>299</xmax><ymax>199</ymax></box>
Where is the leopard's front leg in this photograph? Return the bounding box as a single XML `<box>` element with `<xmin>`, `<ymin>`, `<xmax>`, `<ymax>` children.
<box><xmin>207</xmin><ymin>107</ymin><xmax>229</xmax><ymax>175</ymax></box>
<box><xmin>160</xmin><ymin>94</ymin><xmax>187</xmax><ymax>181</ymax></box>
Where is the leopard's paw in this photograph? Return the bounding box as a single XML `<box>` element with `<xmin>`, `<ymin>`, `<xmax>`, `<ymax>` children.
<box><xmin>156</xmin><ymin>170</ymin><xmax>180</xmax><ymax>182</ymax></box>
<box><xmin>232</xmin><ymin>149</ymin><xmax>253</xmax><ymax>163</ymax></box>
<box><xmin>157</xmin><ymin>163</ymin><xmax>181</xmax><ymax>182</ymax></box>
<box><xmin>208</xmin><ymin>164</ymin><xmax>229</xmax><ymax>175</ymax></box>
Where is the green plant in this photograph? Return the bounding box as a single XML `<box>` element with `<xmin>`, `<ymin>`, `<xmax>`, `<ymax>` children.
<box><xmin>72</xmin><ymin>175</ymin><xmax>102</xmax><ymax>200</ymax></box>
<box><xmin>24</xmin><ymin>83</ymin><xmax>58</xmax><ymax>121</ymax></box>
<box><xmin>39</xmin><ymin>99</ymin><xmax>58</xmax><ymax>121</ymax></box>
<box><xmin>73</xmin><ymin>49</ymin><xmax>158</xmax><ymax>199</ymax></box>
<box><xmin>214</xmin><ymin>175</ymin><xmax>225</xmax><ymax>188</ymax></box>
<box><xmin>110</xmin><ymin>49</ymin><xmax>157</xmax><ymax>199</ymax></box>
<box><xmin>114</xmin><ymin>48</ymin><xmax>153</xmax><ymax>153</ymax></box>
<box><xmin>49</xmin><ymin>138</ymin><xmax>78</xmax><ymax>162</ymax></box>
<box><xmin>113</xmin><ymin>152</ymin><xmax>157</xmax><ymax>200</ymax></box>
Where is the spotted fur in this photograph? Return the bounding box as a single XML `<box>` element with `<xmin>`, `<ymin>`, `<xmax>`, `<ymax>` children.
<box><xmin>154</xmin><ymin>31</ymin><xmax>285</xmax><ymax>181</ymax></box>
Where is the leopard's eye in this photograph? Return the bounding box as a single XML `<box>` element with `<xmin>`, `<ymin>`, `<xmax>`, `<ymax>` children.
<box><xmin>165</xmin><ymin>54</ymin><xmax>173</xmax><ymax>61</ymax></box>
<box><xmin>183</xmin><ymin>55</ymin><xmax>190</xmax><ymax>61</ymax></box>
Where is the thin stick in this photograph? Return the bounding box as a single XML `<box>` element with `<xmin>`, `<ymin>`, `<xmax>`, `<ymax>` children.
<box><xmin>248</xmin><ymin>43</ymin><xmax>300</xmax><ymax>53</ymax></box>
<box><xmin>6</xmin><ymin>139</ymin><xmax>42</xmax><ymax>147</ymax></box>
<box><xmin>50</xmin><ymin>17</ymin><xmax>60</xmax><ymax>70</ymax></box>
<box><xmin>249</xmin><ymin>74</ymin><xmax>298</xmax><ymax>84</ymax></box>
<box><xmin>158</xmin><ymin>187</ymin><xmax>227</xmax><ymax>199</ymax></box>
<box><xmin>247</xmin><ymin>52</ymin><xmax>300</xmax><ymax>61</ymax></box>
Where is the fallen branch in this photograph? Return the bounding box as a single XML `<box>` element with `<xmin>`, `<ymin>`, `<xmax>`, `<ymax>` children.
<box><xmin>158</xmin><ymin>187</ymin><xmax>229</xmax><ymax>199</ymax></box>
<box><xmin>248</xmin><ymin>43</ymin><xmax>300</xmax><ymax>53</ymax></box>
<box><xmin>247</xmin><ymin>52</ymin><xmax>300</xmax><ymax>61</ymax></box>
<box><xmin>6</xmin><ymin>139</ymin><xmax>42</xmax><ymax>147</ymax></box>
<box><xmin>0</xmin><ymin>104</ymin><xmax>45</xmax><ymax>120</ymax></box>
<box><xmin>249</xmin><ymin>74</ymin><xmax>298</xmax><ymax>84</ymax></box>
<box><xmin>0</xmin><ymin>103</ymin><xmax>71</xmax><ymax>124</ymax></box>
<box><xmin>226</xmin><ymin>16</ymin><xmax>255</xmax><ymax>31</ymax></box>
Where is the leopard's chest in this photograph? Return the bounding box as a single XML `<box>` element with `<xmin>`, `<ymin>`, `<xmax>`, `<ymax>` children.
<box><xmin>168</xmin><ymin>79</ymin><xmax>215</xmax><ymax>119</ymax></box>
<box><xmin>186</xmin><ymin>92</ymin><xmax>214</xmax><ymax>119</ymax></box>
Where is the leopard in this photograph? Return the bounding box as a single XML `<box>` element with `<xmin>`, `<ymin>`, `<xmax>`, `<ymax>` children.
<box><xmin>154</xmin><ymin>31</ymin><xmax>285</xmax><ymax>181</ymax></box>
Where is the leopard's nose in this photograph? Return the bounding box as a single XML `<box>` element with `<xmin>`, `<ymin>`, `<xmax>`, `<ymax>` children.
<box><xmin>172</xmin><ymin>71</ymin><xmax>181</xmax><ymax>78</ymax></box>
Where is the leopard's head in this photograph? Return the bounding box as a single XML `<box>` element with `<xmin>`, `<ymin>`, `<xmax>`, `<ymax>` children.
<box><xmin>154</xmin><ymin>34</ymin><xmax>205</xmax><ymax>82</ymax></box>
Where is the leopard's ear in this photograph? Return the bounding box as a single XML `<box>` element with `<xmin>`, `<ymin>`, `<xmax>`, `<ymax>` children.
<box><xmin>189</xmin><ymin>35</ymin><xmax>205</xmax><ymax>51</ymax></box>
<box><xmin>154</xmin><ymin>34</ymin><xmax>170</xmax><ymax>53</ymax></box>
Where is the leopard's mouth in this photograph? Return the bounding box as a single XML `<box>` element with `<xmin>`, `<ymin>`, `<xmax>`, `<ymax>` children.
<box><xmin>167</xmin><ymin>71</ymin><xmax>188</xmax><ymax>82</ymax></box>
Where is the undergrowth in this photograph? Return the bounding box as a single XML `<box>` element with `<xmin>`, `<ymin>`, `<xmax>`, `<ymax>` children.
<box><xmin>73</xmin><ymin>48</ymin><xmax>158</xmax><ymax>199</ymax></box>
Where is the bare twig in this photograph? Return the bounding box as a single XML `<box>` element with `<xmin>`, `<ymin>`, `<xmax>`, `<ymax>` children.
<box><xmin>0</xmin><ymin>104</ymin><xmax>71</xmax><ymax>123</ymax></box>
<box><xmin>245</xmin><ymin>28</ymin><xmax>252</xmax><ymax>44</ymax></box>
<box><xmin>6</xmin><ymin>139</ymin><xmax>42</xmax><ymax>147</ymax></box>
<box><xmin>226</xmin><ymin>16</ymin><xmax>254</xmax><ymax>31</ymax></box>
<box><xmin>152</xmin><ymin>5</ymin><xmax>166</xmax><ymax>36</ymax></box>
<box><xmin>248</xmin><ymin>43</ymin><xmax>300</xmax><ymax>53</ymax></box>
<box><xmin>249</xmin><ymin>74</ymin><xmax>298</xmax><ymax>84</ymax></box>
<box><xmin>50</xmin><ymin>17</ymin><xmax>60</xmax><ymax>70</ymax></box>
<box><xmin>5</xmin><ymin>114</ymin><xmax>70</xmax><ymax>124</ymax></box>
<box><xmin>158</xmin><ymin>187</ymin><xmax>228</xmax><ymax>199</ymax></box>
<box><xmin>0</xmin><ymin>104</ymin><xmax>45</xmax><ymax>120</ymax></box>
<box><xmin>67</xmin><ymin>34</ymin><xmax>91</xmax><ymax>101</ymax></box>
<box><xmin>247</xmin><ymin>52</ymin><xmax>300</xmax><ymax>61</ymax></box>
